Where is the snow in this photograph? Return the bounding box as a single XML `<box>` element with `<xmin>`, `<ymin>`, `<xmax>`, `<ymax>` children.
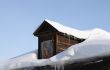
<box><xmin>1</xmin><ymin>50</ymin><xmax>38</xmax><ymax>70</ymax></box>
<box><xmin>11</xmin><ymin>50</ymin><xmax>38</xmax><ymax>62</ymax></box>
<box><xmin>2</xmin><ymin>20</ymin><xmax>110</xmax><ymax>70</ymax></box>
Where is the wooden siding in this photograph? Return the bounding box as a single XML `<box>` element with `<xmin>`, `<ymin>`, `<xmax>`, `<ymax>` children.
<box><xmin>56</xmin><ymin>34</ymin><xmax>79</xmax><ymax>54</ymax></box>
<box><xmin>38</xmin><ymin>32</ymin><xmax>81</xmax><ymax>59</ymax></box>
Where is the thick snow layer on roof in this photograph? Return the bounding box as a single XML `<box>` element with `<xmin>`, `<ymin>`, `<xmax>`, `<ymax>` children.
<box><xmin>5</xmin><ymin>28</ymin><xmax>110</xmax><ymax>70</ymax></box>
<box><xmin>11</xmin><ymin>50</ymin><xmax>38</xmax><ymax>61</ymax></box>
<box><xmin>5</xmin><ymin>50</ymin><xmax>38</xmax><ymax>69</ymax></box>
<box><xmin>44</xmin><ymin>19</ymin><xmax>91</xmax><ymax>39</ymax></box>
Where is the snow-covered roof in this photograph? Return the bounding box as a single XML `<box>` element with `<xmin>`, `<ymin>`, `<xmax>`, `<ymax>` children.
<box><xmin>5</xmin><ymin>50</ymin><xmax>38</xmax><ymax>69</ymax></box>
<box><xmin>35</xmin><ymin>19</ymin><xmax>91</xmax><ymax>39</ymax></box>
<box><xmin>10</xmin><ymin>50</ymin><xmax>38</xmax><ymax>62</ymax></box>
<box><xmin>3</xmin><ymin>19</ymin><xmax>110</xmax><ymax>70</ymax></box>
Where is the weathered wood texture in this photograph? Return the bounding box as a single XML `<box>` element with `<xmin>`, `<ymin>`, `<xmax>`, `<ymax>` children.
<box><xmin>56</xmin><ymin>34</ymin><xmax>80</xmax><ymax>54</ymax></box>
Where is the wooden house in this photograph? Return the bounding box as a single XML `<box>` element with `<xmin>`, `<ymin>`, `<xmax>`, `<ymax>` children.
<box><xmin>11</xmin><ymin>19</ymin><xmax>110</xmax><ymax>70</ymax></box>
<box><xmin>33</xmin><ymin>20</ymin><xmax>85</xmax><ymax>59</ymax></box>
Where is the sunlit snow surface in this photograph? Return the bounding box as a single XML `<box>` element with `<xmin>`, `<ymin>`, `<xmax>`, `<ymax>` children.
<box><xmin>2</xmin><ymin>20</ymin><xmax>110</xmax><ymax>70</ymax></box>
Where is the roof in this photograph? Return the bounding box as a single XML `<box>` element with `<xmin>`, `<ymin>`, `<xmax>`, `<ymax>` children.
<box><xmin>34</xmin><ymin>19</ymin><xmax>91</xmax><ymax>39</ymax></box>
<box><xmin>10</xmin><ymin>50</ymin><xmax>38</xmax><ymax>61</ymax></box>
<box><xmin>3</xmin><ymin>19</ymin><xmax>110</xmax><ymax>70</ymax></box>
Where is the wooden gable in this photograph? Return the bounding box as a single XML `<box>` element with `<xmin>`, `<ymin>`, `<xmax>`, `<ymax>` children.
<box><xmin>33</xmin><ymin>20</ymin><xmax>57</xmax><ymax>36</ymax></box>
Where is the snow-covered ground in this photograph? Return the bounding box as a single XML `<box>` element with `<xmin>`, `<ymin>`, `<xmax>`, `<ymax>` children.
<box><xmin>1</xmin><ymin>20</ymin><xmax>110</xmax><ymax>70</ymax></box>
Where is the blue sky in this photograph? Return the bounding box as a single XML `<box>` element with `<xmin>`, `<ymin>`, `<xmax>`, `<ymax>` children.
<box><xmin>0</xmin><ymin>0</ymin><xmax>110</xmax><ymax>60</ymax></box>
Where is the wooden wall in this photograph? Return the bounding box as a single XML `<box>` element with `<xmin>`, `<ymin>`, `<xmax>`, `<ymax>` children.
<box><xmin>56</xmin><ymin>34</ymin><xmax>79</xmax><ymax>54</ymax></box>
<box><xmin>38</xmin><ymin>31</ymin><xmax>85</xmax><ymax>59</ymax></box>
